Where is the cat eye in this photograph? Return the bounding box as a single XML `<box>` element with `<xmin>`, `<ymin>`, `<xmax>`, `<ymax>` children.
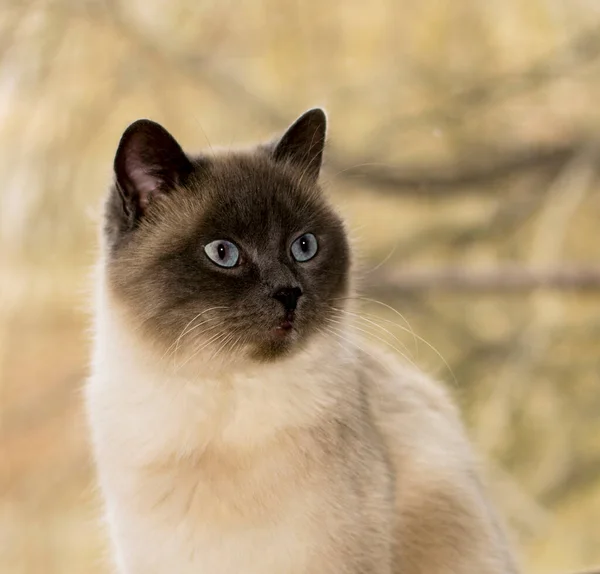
<box><xmin>291</xmin><ymin>233</ymin><xmax>318</xmax><ymax>262</ymax></box>
<box><xmin>204</xmin><ymin>240</ymin><xmax>240</xmax><ymax>268</ymax></box>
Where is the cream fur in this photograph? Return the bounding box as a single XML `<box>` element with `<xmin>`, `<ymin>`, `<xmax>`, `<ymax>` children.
<box><xmin>87</xmin><ymin>269</ymin><xmax>519</xmax><ymax>573</ymax></box>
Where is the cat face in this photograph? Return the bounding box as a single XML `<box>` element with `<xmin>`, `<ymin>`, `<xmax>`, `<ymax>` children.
<box><xmin>104</xmin><ymin>109</ymin><xmax>350</xmax><ymax>364</ymax></box>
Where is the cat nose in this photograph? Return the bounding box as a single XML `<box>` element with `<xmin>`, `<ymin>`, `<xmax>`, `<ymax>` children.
<box><xmin>272</xmin><ymin>286</ymin><xmax>303</xmax><ymax>311</ymax></box>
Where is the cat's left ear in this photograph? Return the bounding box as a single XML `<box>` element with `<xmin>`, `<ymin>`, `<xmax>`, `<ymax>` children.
<box><xmin>272</xmin><ymin>108</ymin><xmax>327</xmax><ymax>183</ymax></box>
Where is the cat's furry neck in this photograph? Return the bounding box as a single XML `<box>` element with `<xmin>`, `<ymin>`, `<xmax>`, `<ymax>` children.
<box><xmin>91</xmin><ymin>269</ymin><xmax>362</xmax><ymax>466</ymax></box>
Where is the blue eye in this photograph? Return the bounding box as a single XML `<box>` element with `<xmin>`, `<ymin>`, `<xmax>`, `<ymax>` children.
<box><xmin>204</xmin><ymin>240</ymin><xmax>240</xmax><ymax>268</ymax></box>
<box><xmin>291</xmin><ymin>233</ymin><xmax>318</xmax><ymax>262</ymax></box>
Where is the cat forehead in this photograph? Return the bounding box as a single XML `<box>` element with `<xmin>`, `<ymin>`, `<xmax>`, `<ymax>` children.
<box><xmin>188</xmin><ymin>154</ymin><xmax>327</xmax><ymax>229</ymax></box>
<box><xmin>200</xmin><ymin>152</ymin><xmax>312</xmax><ymax>195</ymax></box>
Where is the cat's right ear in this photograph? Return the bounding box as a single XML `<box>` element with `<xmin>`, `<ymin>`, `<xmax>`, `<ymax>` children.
<box><xmin>272</xmin><ymin>108</ymin><xmax>327</xmax><ymax>183</ymax></box>
<box><xmin>113</xmin><ymin>119</ymin><xmax>193</xmax><ymax>222</ymax></box>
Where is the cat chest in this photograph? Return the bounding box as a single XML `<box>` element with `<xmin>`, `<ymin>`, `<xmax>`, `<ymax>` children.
<box><xmin>115</xmin><ymin>457</ymin><xmax>352</xmax><ymax>574</ymax></box>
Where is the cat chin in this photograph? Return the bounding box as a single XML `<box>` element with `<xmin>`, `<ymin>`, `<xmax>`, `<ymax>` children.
<box><xmin>147</xmin><ymin>334</ymin><xmax>305</xmax><ymax>377</ymax></box>
<box><xmin>249</xmin><ymin>338</ymin><xmax>301</xmax><ymax>363</ymax></box>
<box><xmin>209</xmin><ymin>335</ymin><xmax>307</xmax><ymax>369</ymax></box>
<box><xmin>155</xmin><ymin>327</ymin><xmax>333</xmax><ymax>380</ymax></box>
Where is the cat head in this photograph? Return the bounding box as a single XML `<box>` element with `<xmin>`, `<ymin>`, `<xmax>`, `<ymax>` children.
<box><xmin>104</xmin><ymin>109</ymin><xmax>350</xmax><ymax>367</ymax></box>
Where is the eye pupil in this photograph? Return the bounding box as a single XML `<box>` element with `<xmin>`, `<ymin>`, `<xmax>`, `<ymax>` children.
<box><xmin>301</xmin><ymin>238</ymin><xmax>309</xmax><ymax>251</ymax></box>
<box><xmin>217</xmin><ymin>243</ymin><xmax>226</xmax><ymax>259</ymax></box>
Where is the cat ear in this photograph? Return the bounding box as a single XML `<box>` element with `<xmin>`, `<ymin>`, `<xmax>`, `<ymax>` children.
<box><xmin>272</xmin><ymin>108</ymin><xmax>327</xmax><ymax>183</ymax></box>
<box><xmin>113</xmin><ymin>119</ymin><xmax>193</xmax><ymax>219</ymax></box>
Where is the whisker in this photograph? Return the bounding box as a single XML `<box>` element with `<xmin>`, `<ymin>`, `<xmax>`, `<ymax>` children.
<box><xmin>318</xmin><ymin>325</ymin><xmax>395</xmax><ymax>378</ymax></box>
<box><xmin>165</xmin><ymin>318</ymin><xmax>215</xmax><ymax>362</ymax></box>
<box><xmin>331</xmin><ymin>295</ymin><xmax>415</xmax><ymax>337</ymax></box>
<box><xmin>358</xmin><ymin>310</ymin><xmax>456</xmax><ymax>385</ymax></box>
<box><xmin>328</xmin><ymin>296</ymin><xmax>456</xmax><ymax>385</ymax></box>
<box><xmin>328</xmin><ymin>307</ymin><xmax>413</xmax><ymax>358</ymax></box>
<box><xmin>324</xmin><ymin>316</ymin><xmax>417</xmax><ymax>370</ymax></box>
<box><xmin>162</xmin><ymin>307</ymin><xmax>227</xmax><ymax>361</ymax></box>
<box><xmin>175</xmin><ymin>329</ymin><xmax>227</xmax><ymax>371</ymax></box>
<box><xmin>226</xmin><ymin>333</ymin><xmax>245</xmax><ymax>355</ymax></box>
<box><xmin>362</xmin><ymin>243</ymin><xmax>399</xmax><ymax>275</ymax></box>
<box><xmin>208</xmin><ymin>331</ymin><xmax>236</xmax><ymax>362</ymax></box>
<box><xmin>354</xmin><ymin>310</ymin><xmax>418</xmax><ymax>353</ymax></box>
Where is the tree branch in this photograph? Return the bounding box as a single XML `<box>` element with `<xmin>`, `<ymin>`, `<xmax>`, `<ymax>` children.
<box><xmin>325</xmin><ymin>141</ymin><xmax>584</xmax><ymax>195</ymax></box>
<box><xmin>368</xmin><ymin>265</ymin><xmax>600</xmax><ymax>293</ymax></box>
<box><xmin>367</xmin><ymin>21</ymin><xmax>600</xmax><ymax>145</ymax></box>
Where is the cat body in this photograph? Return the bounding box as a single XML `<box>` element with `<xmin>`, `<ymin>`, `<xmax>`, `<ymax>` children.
<box><xmin>89</xmin><ymin>301</ymin><xmax>393</xmax><ymax>573</ymax></box>
<box><xmin>86</xmin><ymin>110</ymin><xmax>519</xmax><ymax>573</ymax></box>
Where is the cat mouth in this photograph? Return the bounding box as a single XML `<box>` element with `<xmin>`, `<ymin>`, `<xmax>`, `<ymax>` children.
<box><xmin>251</xmin><ymin>312</ymin><xmax>304</xmax><ymax>360</ymax></box>
<box><xmin>272</xmin><ymin>312</ymin><xmax>296</xmax><ymax>336</ymax></box>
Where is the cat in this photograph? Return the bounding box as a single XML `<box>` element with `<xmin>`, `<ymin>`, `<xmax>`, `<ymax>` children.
<box><xmin>86</xmin><ymin>108</ymin><xmax>520</xmax><ymax>574</ymax></box>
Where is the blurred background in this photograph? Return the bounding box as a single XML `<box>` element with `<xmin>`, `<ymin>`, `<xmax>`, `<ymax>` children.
<box><xmin>1</xmin><ymin>1</ymin><xmax>600</xmax><ymax>572</ymax></box>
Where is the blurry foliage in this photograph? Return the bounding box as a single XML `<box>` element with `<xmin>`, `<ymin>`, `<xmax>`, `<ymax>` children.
<box><xmin>1</xmin><ymin>1</ymin><xmax>600</xmax><ymax>573</ymax></box>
